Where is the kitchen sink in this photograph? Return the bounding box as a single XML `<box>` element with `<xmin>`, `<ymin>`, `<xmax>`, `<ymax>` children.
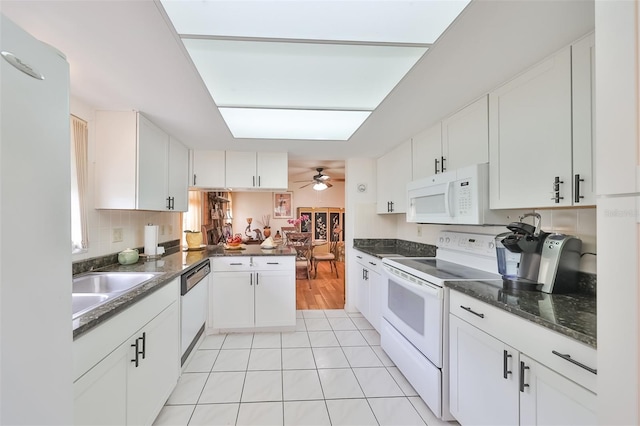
<box><xmin>72</xmin><ymin>272</ymin><xmax>161</xmax><ymax>319</ymax></box>
<box><xmin>72</xmin><ymin>294</ymin><xmax>111</xmax><ymax>319</ymax></box>
<box><xmin>73</xmin><ymin>272</ymin><xmax>160</xmax><ymax>294</ymax></box>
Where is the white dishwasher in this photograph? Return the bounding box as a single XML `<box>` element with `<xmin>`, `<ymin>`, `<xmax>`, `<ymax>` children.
<box><xmin>181</xmin><ymin>259</ymin><xmax>210</xmax><ymax>365</ymax></box>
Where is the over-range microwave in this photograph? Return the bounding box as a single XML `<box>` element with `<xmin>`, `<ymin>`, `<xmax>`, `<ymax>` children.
<box><xmin>406</xmin><ymin>163</ymin><xmax>525</xmax><ymax>225</ymax></box>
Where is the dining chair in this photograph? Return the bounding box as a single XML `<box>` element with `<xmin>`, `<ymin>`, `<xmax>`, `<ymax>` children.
<box><xmin>312</xmin><ymin>232</ymin><xmax>340</xmax><ymax>278</ymax></box>
<box><xmin>284</xmin><ymin>231</ymin><xmax>313</xmax><ymax>287</ymax></box>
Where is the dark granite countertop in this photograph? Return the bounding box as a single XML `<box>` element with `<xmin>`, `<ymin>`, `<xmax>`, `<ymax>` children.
<box><xmin>72</xmin><ymin>244</ymin><xmax>296</xmax><ymax>339</ymax></box>
<box><xmin>353</xmin><ymin>238</ymin><xmax>436</xmax><ymax>259</ymax></box>
<box><xmin>446</xmin><ymin>280</ymin><xmax>596</xmax><ymax>348</ymax></box>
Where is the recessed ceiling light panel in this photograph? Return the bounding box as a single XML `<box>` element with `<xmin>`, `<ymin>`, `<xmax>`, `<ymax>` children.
<box><xmin>183</xmin><ymin>39</ymin><xmax>427</xmax><ymax>110</ymax></box>
<box><xmin>219</xmin><ymin>108</ymin><xmax>371</xmax><ymax>140</ymax></box>
<box><xmin>160</xmin><ymin>0</ymin><xmax>471</xmax><ymax>44</ymax></box>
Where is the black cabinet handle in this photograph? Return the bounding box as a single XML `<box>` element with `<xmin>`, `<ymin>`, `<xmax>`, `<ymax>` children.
<box><xmin>193</xmin><ymin>174</ymin><xmax>197</xmax><ymax>186</ymax></box>
<box><xmin>435</xmin><ymin>157</ymin><xmax>440</xmax><ymax>174</ymax></box>
<box><xmin>230</xmin><ymin>262</ymin><xmax>243</xmax><ymax>265</ymax></box>
<box><xmin>140</xmin><ymin>332</ymin><xmax>146</xmax><ymax>360</ymax></box>
<box><xmin>503</xmin><ymin>350</ymin><xmax>512</xmax><ymax>379</ymax></box>
<box><xmin>267</xmin><ymin>262</ymin><xmax>280</xmax><ymax>265</ymax></box>
<box><xmin>552</xmin><ymin>350</ymin><xmax>597</xmax><ymax>375</ymax></box>
<box><xmin>460</xmin><ymin>305</ymin><xmax>485</xmax><ymax>318</ymax></box>
<box><xmin>519</xmin><ymin>361</ymin><xmax>530</xmax><ymax>392</ymax></box>
<box><xmin>441</xmin><ymin>156</ymin><xmax>446</xmax><ymax>172</ymax></box>
<box><xmin>551</xmin><ymin>176</ymin><xmax>564</xmax><ymax>203</ymax></box>
<box><xmin>574</xmin><ymin>174</ymin><xmax>585</xmax><ymax>203</ymax></box>
<box><xmin>258</xmin><ymin>176</ymin><xmax>261</xmax><ymax>187</ymax></box>
<box><xmin>131</xmin><ymin>339</ymin><xmax>140</xmax><ymax>367</ymax></box>
<box><xmin>166</xmin><ymin>197</ymin><xmax>171</xmax><ymax>210</ymax></box>
<box><xmin>256</xmin><ymin>273</ymin><xmax>259</xmax><ymax>286</ymax></box>
<box><xmin>368</xmin><ymin>261</ymin><xmax>377</xmax><ymax>266</ymax></box>
<box><xmin>356</xmin><ymin>255</ymin><xmax>363</xmax><ymax>260</ymax></box>
<box><xmin>390</xmin><ymin>201</ymin><xmax>394</xmax><ymax>212</ymax></box>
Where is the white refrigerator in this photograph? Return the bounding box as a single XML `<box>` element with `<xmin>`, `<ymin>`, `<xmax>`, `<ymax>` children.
<box><xmin>0</xmin><ymin>14</ymin><xmax>73</xmax><ymax>425</ymax></box>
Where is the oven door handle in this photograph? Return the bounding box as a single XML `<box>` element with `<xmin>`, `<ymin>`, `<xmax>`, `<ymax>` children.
<box><xmin>384</xmin><ymin>269</ymin><xmax>442</xmax><ymax>299</ymax></box>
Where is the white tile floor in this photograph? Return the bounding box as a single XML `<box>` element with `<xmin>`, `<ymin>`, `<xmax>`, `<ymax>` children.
<box><xmin>153</xmin><ymin>309</ymin><xmax>454</xmax><ymax>426</ymax></box>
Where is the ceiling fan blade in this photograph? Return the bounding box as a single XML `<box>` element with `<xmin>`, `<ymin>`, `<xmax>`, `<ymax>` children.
<box><xmin>326</xmin><ymin>182</ymin><xmax>333</xmax><ymax>188</ymax></box>
<box><xmin>299</xmin><ymin>182</ymin><xmax>313</xmax><ymax>189</ymax></box>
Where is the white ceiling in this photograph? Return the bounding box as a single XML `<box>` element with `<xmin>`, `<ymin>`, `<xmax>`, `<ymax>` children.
<box><xmin>1</xmin><ymin>0</ymin><xmax>594</xmax><ymax>175</ymax></box>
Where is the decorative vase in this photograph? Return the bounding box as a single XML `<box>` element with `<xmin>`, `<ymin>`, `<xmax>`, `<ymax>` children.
<box><xmin>264</xmin><ymin>227</ymin><xmax>271</xmax><ymax>238</ymax></box>
<box><xmin>185</xmin><ymin>231</ymin><xmax>203</xmax><ymax>248</ymax></box>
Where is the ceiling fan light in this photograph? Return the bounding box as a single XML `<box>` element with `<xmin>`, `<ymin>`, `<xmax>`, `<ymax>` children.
<box><xmin>313</xmin><ymin>182</ymin><xmax>328</xmax><ymax>191</ymax></box>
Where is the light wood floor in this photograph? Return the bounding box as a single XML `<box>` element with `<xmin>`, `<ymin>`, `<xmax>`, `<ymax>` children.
<box><xmin>295</xmin><ymin>260</ymin><xmax>345</xmax><ymax>310</ymax></box>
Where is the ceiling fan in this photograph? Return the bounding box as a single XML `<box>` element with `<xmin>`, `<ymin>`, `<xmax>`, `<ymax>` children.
<box><xmin>296</xmin><ymin>167</ymin><xmax>344</xmax><ymax>190</ymax></box>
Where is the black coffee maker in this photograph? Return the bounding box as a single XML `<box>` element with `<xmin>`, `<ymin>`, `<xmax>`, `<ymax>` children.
<box><xmin>495</xmin><ymin>213</ymin><xmax>549</xmax><ymax>291</ymax></box>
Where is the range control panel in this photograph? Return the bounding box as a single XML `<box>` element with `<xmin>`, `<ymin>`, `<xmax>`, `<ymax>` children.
<box><xmin>437</xmin><ymin>231</ymin><xmax>497</xmax><ymax>257</ymax></box>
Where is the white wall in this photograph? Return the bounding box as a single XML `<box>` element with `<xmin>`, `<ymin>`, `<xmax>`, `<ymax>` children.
<box><xmin>230</xmin><ymin>181</ymin><xmax>345</xmax><ymax>237</ymax></box>
<box><xmin>70</xmin><ymin>97</ymin><xmax>182</xmax><ymax>261</ymax></box>
<box><xmin>396</xmin><ymin>207</ymin><xmax>597</xmax><ymax>274</ymax></box>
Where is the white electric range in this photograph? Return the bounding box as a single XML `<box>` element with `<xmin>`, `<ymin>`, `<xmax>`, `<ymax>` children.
<box><xmin>381</xmin><ymin>231</ymin><xmax>502</xmax><ymax>421</ymax></box>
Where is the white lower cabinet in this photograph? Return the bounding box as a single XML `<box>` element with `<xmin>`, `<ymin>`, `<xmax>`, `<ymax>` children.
<box><xmin>73</xmin><ymin>280</ymin><xmax>180</xmax><ymax>426</ymax></box>
<box><xmin>353</xmin><ymin>251</ymin><xmax>382</xmax><ymax>331</ymax></box>
<box><xmin>449</xmin><ymin>314</ymin><xmax>519</xmax><ymax>425</ymax></box>
<box><xmin>449</xmin><ymin>290</ymin><xmax>596</xmax><ymax>426</ymax></box>
<box><xmin>210</xmin><ymin>256</ymin><xmax>295</xmax><ymax>330</ymax></box>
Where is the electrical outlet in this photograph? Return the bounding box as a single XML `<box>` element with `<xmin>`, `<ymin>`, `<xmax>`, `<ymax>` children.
<box><xmin>168</xmin><ymin>225</ymin><xmax>173</xmax><ymax>235</ymax></box>
<box><xmin>112</xmin><ymin>228</ymin><xmax>123</xmax><ymax>243</ymax></box>
<box><xmin>417</xmin><ymin>225</ymin><xmax>422</xmax><ymax>237</ymax></box>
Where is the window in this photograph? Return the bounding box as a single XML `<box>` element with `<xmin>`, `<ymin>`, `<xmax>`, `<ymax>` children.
<box><xmin>71</xmin><ymin>115</ymin><xmax>88</xmax><ymax>253</ymax></box>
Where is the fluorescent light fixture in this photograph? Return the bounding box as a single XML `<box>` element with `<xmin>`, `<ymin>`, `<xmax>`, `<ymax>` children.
<box><xmin>161</xmin><ymin>1</ymin><xmax>471</xmax><ymax>44</ymax></box>
<box><xmin>219</xmin><ymin>108</ymin><xmax>370</xmax><ymax>140</ymax></box>
<box><xmin>183</xmin><ymin>39</ymin><xmax>427</xmax><ymax>110</ymax></box>
<box><xmin>313</xmin><ymin>182</ymin><xmax>328</xmax><ymax>191</ymax></box>
<box><xmin>160</xmin><ymin>0</ymin><xmax>471</xmax><ymax>140</ymax></box>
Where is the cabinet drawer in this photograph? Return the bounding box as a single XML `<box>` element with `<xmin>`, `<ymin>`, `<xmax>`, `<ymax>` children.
<box><xmin>449</xmin><ymin>290</ymin><xmax>596</xmax><ymax>392</ymax></box>
<box><xmin>354</xmin><ymin>252</ymin><xmax>382</xmax><ymax>273</ymax></box>
<box><xmin>210</xmin><ymin>256</ymin><xmax>252</xmax><ymax>271</ymax></box>
<box><xmin>251</xmin><ymin>256</ymin><xmax>294</xmax><ymax>270</ymax></box>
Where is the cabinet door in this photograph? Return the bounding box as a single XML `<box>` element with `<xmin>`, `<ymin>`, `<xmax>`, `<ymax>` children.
<box><xmin>127</xmin><ymin>301</ymin><xmax>180</xmax><ymax>426</ymax></box>
<box><xmin>354</xmin><ymin>256</ymin><xmax>370</xmax><ymax>319</ymax></box>
<box><xmin>367</xmin><ymin>267</ymin><xmax>382</xmax><ymax>332</ymax></box>
<box><xmin>74</xmin><ymin>342</ymin><xmax>128</xmax><ymax>426</ymax></box>
<box><xmin>376</xmin><ymin>139</ymin><xmax>412</xmax><ymax>213</ymax></box>
<box><xmin>168</xmin><ymin>137</ymin><xmax>189</xmax><ymax>212</ymax></box>
<box><xmin>519</xmin><ymin>354</ymin><xmax>597</xmax><ymax>426</ymax></box>
<box><xmin>211</xmin><ymin>271</ymin><xmax>254</xmax><ymax>328</ymax></box>
<box><xmin>256</xmin><ymin>152</ymin><xmax>288</xmax><ymax>189</ymax></box>
<box><xmin>137</xmin><ymin>114</ymin><xmax>170</xmax><ymax>210</ymax></box>
<box><xmin>443</xmin><ymin>96</ymin><xmax>489</xmax><ymax>171</ymax></box>
<box><xmin>254</xmin><ymin>270</ymin><xmax>295</xmax><ymax>327</ymax></box>
<box><xmin>489</xmin><ymin>47</ymin><xmax>572</xmax><ymax>209</ymax></box>
<box><xmin>449</xmin><ymin>314</ymin><xmax>519</xmax><ymax>425</ymax></box>
<box><xmin>225</xmin><ymin>151</ymin><xmax>257</xmax><ymax>188</ymax></box>
<box><xmin>412</xmin><ymin>123</ymin><xmax>442</xmax><ymax>179</ymax></box>
<box><xmin>192</xmin><ymin>150</ymin><xmax>226</xmax><ymax>188</ymax></box>
<box><xmin>571</xmin><ymin>33</ymin><xmax>595</xmax><ymax>206</ymax></box>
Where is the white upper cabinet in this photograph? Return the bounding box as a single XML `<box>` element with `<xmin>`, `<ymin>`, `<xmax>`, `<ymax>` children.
<box><xmin>489</xmin><ymin>34</ymin><xmax>595</xmax><ymax>209</ymax></box>
<box><xmin>377</xmin><ymin>139</ymin><xmax>412</xmax><ymax>214</ymax></box>
<box><xmin>95</xmin><ymin>111</ymin><xmax>189</xmax><ymax>211</ymax></box>
<box><xmin>571</xmin><ymin>32</ymin><xmax>595</xmax><ymax>206</ymax></box>
<box><xmin>442</xmin><ymin>95</ymin><xmax>489</xmax><ymax>171</ymax></box>
<box><xmin>412</xmin><ymin>96</ymin><xmax>488</xmax><ymax>180</ymax></box>
<box><xmin>225</xmin><ymin>151</ymin><xmax>288</xmax><ymax>190</ymax></box>
<box><xmin>168</xmin><ymin>136</ymin><xmax>189</xmax><ymax>212</ymax></box>
<box><xmin>412</xmin><ymin>123</ymin><xmax>442</xmax><ymax>180</ymax></box>
<box><xmin>191</xmin><ymin>150</ymin><xmax>226</xmax><ymax>189</ymax></box>
<box><xmin>489</xmin><ymin>46</ymin><xmax>573</xmax><ymax>209</ymax></box>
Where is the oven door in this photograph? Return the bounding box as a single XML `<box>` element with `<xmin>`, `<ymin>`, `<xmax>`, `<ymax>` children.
<box><xmin>382</xmin><ymin>266</ymin><xmax>444</xmax><ymax>367</ymax></box>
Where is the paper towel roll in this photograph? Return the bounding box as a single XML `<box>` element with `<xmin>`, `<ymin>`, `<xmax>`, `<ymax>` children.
<box><xmin>144</xmin><ymin>225</ymin><xmax>158</xmax><ymax>255</ymax></box>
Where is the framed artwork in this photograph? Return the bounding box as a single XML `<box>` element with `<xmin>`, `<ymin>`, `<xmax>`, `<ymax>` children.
<box><xmin>273</xmin><ymin>192</ymin><xmax>293</xmax><ymax>218</ymax></box>
<box><xmin>314</xmin><ymin>211</ymin><xmax>327</xmax><ymax>240</ymax></box>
